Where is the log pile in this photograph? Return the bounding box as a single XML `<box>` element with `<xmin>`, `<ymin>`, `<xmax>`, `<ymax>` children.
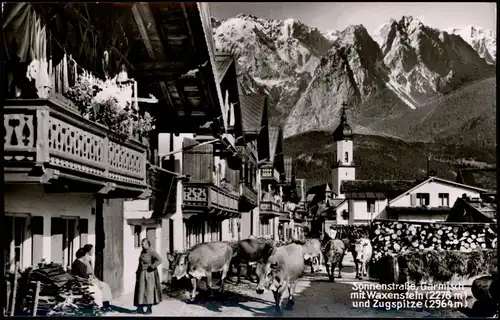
<box><xmin>19</xmin><ymin>263</ymin><xmax>98</xmax><ymax>316</ymax></box>
<box><xmin>329</xmin><ymin>225</ymin><xmax>370</xmax><ymax>239</ymax></box>
<box><xmin>371</xmin><ymin>249</ymin><xmax>497</xmax><ymax>285</ymax></box>
<box><xmin>369</xmin><ymin>221</ymin><xmax>497</xmax><ymax>262</ymax></box>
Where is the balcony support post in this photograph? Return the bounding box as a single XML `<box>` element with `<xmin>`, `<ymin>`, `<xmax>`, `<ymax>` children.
<box><xmin>40</xmin><ymin>169</ymin><xmax>60</xmax><ymax>184</ymax></box>
<box><xmin>138</xmin><ymin>188</ymin><xmax>152</xmax><ymax>199</ymax></box>
<box><xmin>98</xmin><ymin>182</ymin><xmax>116</xmax><ymax>195</ymax></box>
<box><xmin>35</xmin><ymin>109</ymin><xmax>50</xmax><ymax>167</ymax></box>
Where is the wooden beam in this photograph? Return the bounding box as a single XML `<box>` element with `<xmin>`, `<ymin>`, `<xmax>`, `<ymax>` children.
<box><xmin>131</xmin><ymin>3</ymin><xmax>155</xmax><ymax>59</ymax></box>
<box><xmin>98</xmin><ymin>182</ymin><xmax>116</xmax><ymax>194</ymax></box>
<box><xmin>134</xmin><ymin>61</ymin><xmax>186</xmax><ymax>71</ymax></box>
<box><xmin>159</xmin><ymin>81</ymin><xmax>177</xmax><ymax>109</ymax></box>
<box><xmin>138</xmin><ymin>188</ymin><xmax>152</xmax><ymax>199</ymax></box>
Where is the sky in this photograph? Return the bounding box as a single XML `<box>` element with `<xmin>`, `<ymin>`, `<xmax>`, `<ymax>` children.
<box><xmin>209</xmin><ymin>2</ymin><xmax>497</xmax><ymax>35</ymax></box>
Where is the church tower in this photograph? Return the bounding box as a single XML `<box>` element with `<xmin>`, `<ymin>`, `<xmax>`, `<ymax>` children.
<box><xmin>331</xmin><ymin>102</ymin><xmax>355</xmax><ymax>198</ymax></box>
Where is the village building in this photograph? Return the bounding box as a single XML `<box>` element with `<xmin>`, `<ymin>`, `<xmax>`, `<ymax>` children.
<box><xmin>307</xmin><ymin>102</ymin><xmax>490</xmax><ymax>229</ymax></box>
<box><xmin>238</xmin><ymin>93</ymin><xmax>270</xmax><ymax>239</ymax></box>
<box><xmin>3</xmin><ymin>3</ymin><xmax>160</xmax><ymax>298</ymax></box>
<box><xmin>258</xmin><ymin>126</ymin><xmax>287</xmax><ymax>240</ymax></box>
<box><xmin>3</xmin><ymin>2</ymin><xmax>283</xmax><ymax>299</ymax></box>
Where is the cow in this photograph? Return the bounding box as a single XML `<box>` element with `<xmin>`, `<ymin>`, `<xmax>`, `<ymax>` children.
<box><xmin>351</xmin><ymin>238</ymin><xmax>373</xmax><ymax>280</ymax></box>
<box><xmin>230</xmin><ymin>237</ymin><xmax>275</xmax><ymax>284</ymax></box>
<box><xmin>320</xmin><ymin>233</ymin><xmax>349</xmax><ymax>282</ymax></box>
<box><xmin>302</xmin><ymin>238</ymin><xmax>323</xmax><ymax>273</ymax></box>
<box><xmin>255</xmin><ymin>243</ymin><xmax>305</xmax><ymax>314</ymax></box>
<box><xmin>167</xmin><ymin>241</ymin><xmax>233</xmax><ymax>301</ymax></box>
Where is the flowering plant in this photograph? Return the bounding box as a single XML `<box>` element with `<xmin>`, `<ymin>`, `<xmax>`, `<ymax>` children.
<box><xmin>64</xmin><ymin>76</ymin><xmax>154</xmax><ymax>141</ymax></box>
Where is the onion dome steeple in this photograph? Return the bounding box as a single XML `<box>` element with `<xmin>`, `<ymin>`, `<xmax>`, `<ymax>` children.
<box><xmin>333</xmin><ymin>101</ymin><xmax>353</xmax><ymax>141</ymax></box>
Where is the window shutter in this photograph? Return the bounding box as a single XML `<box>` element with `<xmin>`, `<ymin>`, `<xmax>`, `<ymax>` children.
<box><xmin>31</xmin><ymin>216</ymin><xmax>44</xmax><ymax>265</ymax></box>
<box><xmin>410</xmin><ymin>193</ymin><xmax>416</xmax><ymax>206</ymax></box>
<box><xmin>51</xmin><ymin>218</ymin><xmax>64</xmax><ymax>264</ymax></box>
<box><xmin>79</xmin><ymin>219</ymin><xmax>89</xmax><ymax>246</ymax></box>
<box><xmin>182</xmin><ymin>138</ymin><xmax>214</xmax><ymax>183</ymax></box>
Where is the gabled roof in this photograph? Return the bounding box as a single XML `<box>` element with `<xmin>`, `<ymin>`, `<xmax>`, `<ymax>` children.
<box><xmin>268</xmin><ymin>126</ymin><xmax>280</xmax><ymax>163</ymax></box>
<box><xmin>389</xmin><ymin>176</ymin><xmax>489</xmax><ymax>204</ymax></box>
<box><xmin>463</xmin><ymin>199</ymin><xmax>497</xmax><ymax>221</ymax></box>
<box><xmin>214</xmin><ymin>53</ymin><xmax>234</xmax><ymax>83</ymax></box>
<box><xmin>342</xmin><ymin>180</ymin><xmax>419</xmax><ymax>200</ymax></box>
<box><xmin>385</xmin><ymin>206</ymin><xmax>451</xmax><ymax>215</ymax></box>
<box><xmin>456</xmin><ymin>167</ymin><xmax>496</xmax><ymax>191</ymax></box>
<box><xmin>239</xmin><ymin>94</ymin><xmax>266</xmax><ymax>133</ymax></box>
<box><xmin>448</xmin><ymin>197</ymin><xmax>497</xmax><ymax>223</ymax></box>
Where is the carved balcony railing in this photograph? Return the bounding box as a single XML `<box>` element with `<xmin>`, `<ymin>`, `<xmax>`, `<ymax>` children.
<box><xmin>240</xmin><ymin>183</ymin><xmax>258</xmax><ymax>207</ymax></box>
<box><xmin>182</xmin><ymin>183</ymin><xmax>239</xmax><ymax>215</ymax></box>
<box><xmin>260</xmin><ymin>166</ymin><xmax>280</xmax><ymax>182</ymax></box>
<box><xmin>4</xmin><ymin>98</ymin><xmax>148</xmax><ymax>193</ymax></box>
<box><xmin>259</xmin><ymin>201</ymin><xmax>284</xmax><ymax>214</ymax></box>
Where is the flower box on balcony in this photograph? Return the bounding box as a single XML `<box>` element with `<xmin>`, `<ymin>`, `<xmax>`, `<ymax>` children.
<box><xmin>4</xmin><ymin>97</ymin><xmax>149</xmax><ymax>195</ymax></box>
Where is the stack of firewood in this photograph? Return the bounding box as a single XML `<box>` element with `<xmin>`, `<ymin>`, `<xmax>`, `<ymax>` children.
<box><xmin>370</xmin><ymin>221</ymin><xmax>497</xmax><ymax>262</ymax></box>
<box><xmin>20</xmin><ymin>263</ymin><xmax>98</xmax><ymax>316</ymax></box>
<box><xmin>329</xmin><ymin>225</ymin><xmax>371</xmax><ymax>239</ymax></box>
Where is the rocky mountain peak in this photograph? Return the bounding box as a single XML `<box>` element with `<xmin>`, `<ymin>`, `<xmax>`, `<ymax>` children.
<box><xmin>212</xmin><ymin>13</ymin><xmax>496</xmax><ymax>142</ymax></box>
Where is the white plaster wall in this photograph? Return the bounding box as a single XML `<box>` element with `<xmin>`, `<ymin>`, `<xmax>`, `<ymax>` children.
<box><xmin>332</xmin><ymin>167</ymin><xmax>356</xmax><ymax>198</ymax></box>
<box><xmin>170</xmin><ymin>133</ymin><xmax>194</xmax><ymax>251</ymax></box>
<box><xmin>336</xmin><ymin>140</ymin><xmax>354</xmax><ymax>165</ymax></box>
<box><xmin>351</xmin><ymin>199</ymin><xmax>387</xmax><ymax>223</ymax></box>
<box><xmin>273</xmin><ymin>217</ymin><xmax>279</xmax><ymax>241</ymax></box>
<box><xmin>335</xmin><ymin>201</ymin><xmax>349</xmax><ymax>225</ymax></box>
<box><xmin>4</xmin><ymin>184</ymin><xmax>96</xmax><ymax>269</ymax></box>
<box><xmin>397</xmin><ymin>213</ymin><xmax>449</xmax><ymax>223</ymax></box>
<box><xmin>390</xmin><ymin>181</ymin><xmax>481</xmax><ymax>208</ymax></box>
<box><xmin>122</xmin><ymin>220</ymin><xmax>146</xmax><ymax>295</ymax></box>
<box><xmin>122</xmin><ymin>199</ymin><xmax>162</xmax><ymax>295</ymax></box>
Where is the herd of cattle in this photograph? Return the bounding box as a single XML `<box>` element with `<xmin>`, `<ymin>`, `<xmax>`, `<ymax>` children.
<box><xmin>166</xmin><ymin>234</ymin><xmax>373</xmax><ymax>313</ymax></box>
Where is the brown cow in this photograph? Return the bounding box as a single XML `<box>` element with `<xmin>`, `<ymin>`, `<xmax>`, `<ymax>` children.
<box><xmin>231</xmin><ymin>237</ymin><xmax>275</xmax><ymax>284</ymax></box>
<box><xmin>351</xmin><ymin>238</ymin><xmax>372</xmax><ymax>280</ymax></box>
<box><xmin>167</xmin><ymin>241</ymin><xmax>233</xmax><ymax>301</ymax></box>
<box><xmin>255</xmin><ymin>243</ymin><xmax>305</xmax><ymax>314</ymax></box>
<box><xmin>302</xmin><ymin>239</ymin><xmax>323</xmax><ymax>273</ymax></box>
<box><xmin>321</xmin><ymin>233</ymin><xmax>349</xmax><ymax>282</ymax></box>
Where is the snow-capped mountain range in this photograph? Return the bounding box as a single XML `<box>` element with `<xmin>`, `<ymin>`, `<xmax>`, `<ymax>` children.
<box><xmin>212</xmin><ymin>15</ymin><xmax>496</xmax><ymax>140</ymax></box>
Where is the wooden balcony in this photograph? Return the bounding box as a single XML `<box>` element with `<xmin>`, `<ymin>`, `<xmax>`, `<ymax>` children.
<box><xmin>182</xmin><ymin>183</ymin><xmax>240</xmax><ymax>219</ymax></box>
<box><xmin>240</xmin><ymin>183</ymin><xmax>258</xmax><ymax>208</ymax></box>
<box><xmin>259</xmin><ymin>201</ymin><xmax>283</xmax><ymax>218</ymax></box>
<box><xmin>279</xmin><ymin>212</ymin><xmax>292</xmax><ymax>222</ymax></box>
<box><xmin>4</xmin><ymin>98</ymin><xmax>149</xmax><ymax>197</ymax></box>
<box><xmin>260</xmin><ymin>166</ymin><xmax>280</xmax><ymax>182</ymax></box>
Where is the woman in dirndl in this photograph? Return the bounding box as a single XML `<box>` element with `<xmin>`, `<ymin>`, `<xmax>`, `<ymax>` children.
<box><xmin>134</xmin><ymin>238</ymin><xmax>163</xmax><ymax>314</ymax></box>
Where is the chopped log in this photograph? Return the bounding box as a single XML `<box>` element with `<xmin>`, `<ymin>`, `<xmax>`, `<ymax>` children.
<box><xmin>32</xmin><ymin>281</ymin><xmax>41</xmax><ymax>316</ymax></box>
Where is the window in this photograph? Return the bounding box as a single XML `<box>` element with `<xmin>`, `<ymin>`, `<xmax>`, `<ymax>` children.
<box><xmin>438</xmin><ymin>193</ymin><xmax>450</xmax><ymax>207</ymax></box>
<box><xmin>345</xmin><ymin>152</ymin><xmax>349</xmax><ymax>163</ymax></box>
<box><xmin>61</xmin><ymin>217</ymin><xmax>79</xmax><ymax>269</ymax></box>
<box><xmin>134</xmin><ymin>225</ymin><xmax>142</xmax><ymax>248</ymax></box>
<box><xmin>207</xmin><ymin>220</ymin><xmax>221</xmax><ymax>242</ymax></box>
<box><xmin>4</xmin><ymin>215</ymin><xmax>27</xmax><ymax>273</ymax></box>
<box><xmin>367</xmin><ymin>200</ymin><xmax>376</xmax><ymax>213</ymax></box>
<box><xmin>185</xmin><ymin>220</ymin><xmax>205</xmax><ymax>248</ymax></box>
<box><xmin>229</xmin><ymin>218</ymin><xmax>234</xmax><ymax>236</ymax></box>
<box><xmin>416</xmin><ymin>193</ymin><xmax>430</xmax><ymax>206</ymax></box>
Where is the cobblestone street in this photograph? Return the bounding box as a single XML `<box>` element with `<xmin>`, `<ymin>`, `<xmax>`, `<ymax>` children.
<box><xmin>105</xmin><ymin>254</ymin><xmax>469</xmax><ymax>317</ymax></box>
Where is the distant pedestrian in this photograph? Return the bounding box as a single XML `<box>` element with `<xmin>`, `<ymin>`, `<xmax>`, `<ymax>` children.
<box><xmin>82</xmin><ymin>244</ymin><xmax>113</xmax><ymax>312</ymax></box>
<box><xmin>134</xmin><ymin>238</ymin><xmax>163</xmax><ymax>314</ymax></box>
